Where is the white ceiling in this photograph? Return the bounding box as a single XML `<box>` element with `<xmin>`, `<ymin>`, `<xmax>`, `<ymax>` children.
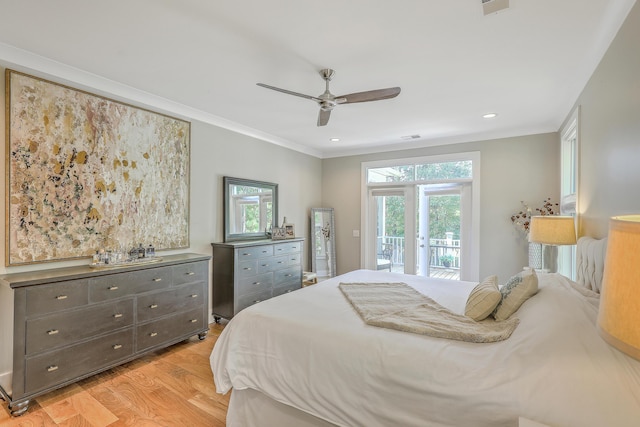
<box><xmin>0</xmin><ymin>0</ymin><xmax>636</xmax><ymax>158</ymax></box>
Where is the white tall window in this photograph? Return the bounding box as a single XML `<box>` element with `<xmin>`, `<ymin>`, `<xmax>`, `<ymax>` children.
<box><xmin>361</xmin><ymin>152</ymin><xmax>480</xmax><ymax>281</ymax></box>
<box><xmin>560</xmin><ymin>106</ymin><xmax>580</xmax><ymax>279</ymax></box>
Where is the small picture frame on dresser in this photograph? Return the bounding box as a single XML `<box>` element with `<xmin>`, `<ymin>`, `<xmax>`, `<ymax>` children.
<box><xmin>272</xmin><ymin>227</ymin><xmax>287</xmax><ymax>240</ymax></box>
<box><xmin>284</xmin><ymin>223</ymin><xmax>295</xmax><ymax>239</ymax></box>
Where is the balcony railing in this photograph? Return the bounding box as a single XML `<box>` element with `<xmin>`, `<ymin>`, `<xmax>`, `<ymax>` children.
<box><xmin>377</xmin><ymin>236</ymin><xmax>460</xmax><ymax>269</ymax></box>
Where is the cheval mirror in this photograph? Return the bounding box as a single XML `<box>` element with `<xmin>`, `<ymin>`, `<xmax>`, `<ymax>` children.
<box><xmin>310</xmin><ymin>207</ymin><xmax>336</xmax><ymax>278</ymax></box>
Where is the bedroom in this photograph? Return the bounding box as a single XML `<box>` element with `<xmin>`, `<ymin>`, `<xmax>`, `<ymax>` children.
<box><xmin>1</xmin><ymin>0</ymin><xmax>640</xmax><ymax>425</ymax></box>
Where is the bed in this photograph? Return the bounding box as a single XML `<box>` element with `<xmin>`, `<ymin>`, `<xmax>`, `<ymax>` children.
<box><xmin>210</xmin><ymin>237</ymin><xmax>640</xmax><ymax>427</ymax></box>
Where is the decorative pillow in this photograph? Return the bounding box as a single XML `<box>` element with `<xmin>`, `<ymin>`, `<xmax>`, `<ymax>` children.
<box><xmin>465</xmin><ymin>275</ymin><xmax>501</xmax><ymax>321</ymax></box>
<box><xmin>492</xmin><ymin>268</ymin><xmax>538</xmax><ymax>321</ymax></box>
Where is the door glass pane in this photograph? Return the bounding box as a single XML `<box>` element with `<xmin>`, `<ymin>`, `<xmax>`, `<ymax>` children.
<box><xmin>417</xmin><ymin>191</ymin><xmax>461</xmax><ymax>279</ymax></box>
<box><xmin>374</xmin><ymin>194</ymin><xmax>405</xmax><ymax>273</ymax></box>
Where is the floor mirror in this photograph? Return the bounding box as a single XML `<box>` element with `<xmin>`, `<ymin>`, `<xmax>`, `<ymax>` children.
<box><xmin>310</xmin><ymin>207</ymin><xmax>336</xmax><ymax>278</ymax></box>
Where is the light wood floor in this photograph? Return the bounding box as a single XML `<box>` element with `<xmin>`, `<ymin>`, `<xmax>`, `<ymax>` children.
<box><xmin>0</xmin><ymin>323</ymin><xmax>228</xmax><ymax>427</ymax></box>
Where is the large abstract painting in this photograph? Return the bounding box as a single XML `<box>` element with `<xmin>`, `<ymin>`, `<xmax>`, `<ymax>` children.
<box><xmin>5</xmin><ymin>70</ymin><xmax>190</xmax><ymax>265</ymax></box>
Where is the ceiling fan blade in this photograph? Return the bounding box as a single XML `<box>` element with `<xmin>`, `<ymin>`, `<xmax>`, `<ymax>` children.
<box><xmin>256</xmin><ymin>83</ymin><xmax>321</xmax><ymax>102</ymax></box>
<box><xmin>317</xmin><ymin>109</ymin><xmax>331</xmax><ymax>127</ymax></box>
<box><xmin>337</xmin><ymin>87</ymin><xmax>401</xmax><ymax>104</ymax></box>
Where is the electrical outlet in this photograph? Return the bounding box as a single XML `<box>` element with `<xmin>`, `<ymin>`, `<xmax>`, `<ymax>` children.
<box><xmin>352</xmin><ymin>230</ymin><xmax>360</xmax><ymax>238</ymax></box>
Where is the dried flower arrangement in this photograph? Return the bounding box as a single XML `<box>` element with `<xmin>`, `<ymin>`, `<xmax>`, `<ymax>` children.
<box><xmin>511</xmin><ymin>198</ymin><xmax>559</xmax><ymax>235</ymax></box>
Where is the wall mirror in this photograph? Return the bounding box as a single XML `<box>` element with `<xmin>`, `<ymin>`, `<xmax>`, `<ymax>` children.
<box><xmin>224</xmin><ymin>176</ymin><xmax>278</xmax><ymax>242</ymax></box>
<box><xmin>310</xmin><ymin>207</ymin><xmax>336</xmax><ymax>278</ymax></box>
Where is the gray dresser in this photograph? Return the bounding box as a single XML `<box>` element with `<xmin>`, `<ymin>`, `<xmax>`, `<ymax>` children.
<box><xmin>0</xmin><ymin>253</ymin><xmax>210</xmax><ymax>416</ymax></box>
<box><xmin>211</xmin><ymin>238</ymin><xmax>304</xmax><ymax>321</ymax></box>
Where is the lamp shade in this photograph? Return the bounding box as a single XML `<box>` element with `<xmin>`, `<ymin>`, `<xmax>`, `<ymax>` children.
<box><xmin>598</xmin><ymin>215</ymin><xmax>640</xmax><ymax>361</ymax></box>
<box><xmin>528</xmin><ymin>216</ymin><xmax>577</xmax><ymax>245</ymax></box>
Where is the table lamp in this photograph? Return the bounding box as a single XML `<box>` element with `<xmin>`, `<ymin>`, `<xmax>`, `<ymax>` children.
<box><xmin>528</xmin><ymin>215</ymin><xmax>577</xmax><ymax>272</ymax></box>
<box><xmin>598</xmin><ymin>215</ymin><xmax>640</xmax><ymax>361</ymax></box>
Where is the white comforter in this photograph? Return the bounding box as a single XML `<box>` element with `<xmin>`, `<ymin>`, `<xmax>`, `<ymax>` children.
<box><xmin>211</xmin><ymin>270</ymin><xmax>640</xmax><ymax>427</ymax></box>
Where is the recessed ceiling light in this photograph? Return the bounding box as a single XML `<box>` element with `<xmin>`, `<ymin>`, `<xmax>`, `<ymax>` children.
<box><xmin>483</xmin><ymin>113</ymin><xmax>498</xmax><ymax>119</ymax></box>
<box><xmin>330</xmin><ymin>138</ymin><xmax>340</xmax><ymax>142</ymax></box>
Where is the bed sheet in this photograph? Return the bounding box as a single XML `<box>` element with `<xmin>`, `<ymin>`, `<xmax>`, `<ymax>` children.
<box><xmin>211</xmin><ymin>269</ymin><xmax>640</xmax><ymax>427</ymax></box>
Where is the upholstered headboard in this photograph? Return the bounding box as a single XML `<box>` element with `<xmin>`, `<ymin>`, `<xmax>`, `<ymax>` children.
<box><xmin>576</xmin><ymin>236</ymin><xmax>608</xmax><ymax>293</ymax></box>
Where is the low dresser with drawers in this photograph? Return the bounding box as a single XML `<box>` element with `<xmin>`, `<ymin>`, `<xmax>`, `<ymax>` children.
<box><xmin>211</xmin><ymin>238</ymin><xmax>304</xmax><ymax>321</ymax></box>
<box><xmin>0</xmin><ymin>253</ymin><xmax>210</xmax><ymax>416</ymax></box>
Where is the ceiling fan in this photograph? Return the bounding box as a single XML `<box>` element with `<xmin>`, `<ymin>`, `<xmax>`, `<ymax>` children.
<box><xmin>257</xmin><ymin>69</ymin><xmax>401</xmax><ymax>126</ymax></box>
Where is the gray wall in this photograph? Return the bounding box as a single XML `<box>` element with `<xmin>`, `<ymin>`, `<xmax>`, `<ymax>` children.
<box><xmin>563</xmin><ymin>1</ymin><xmax>640</xmax><ymax>238</ymax></box>
<box><xmin>322</xmin><ymin>133</ymin><xmax>560</xmax><ymax>284</ymax></box>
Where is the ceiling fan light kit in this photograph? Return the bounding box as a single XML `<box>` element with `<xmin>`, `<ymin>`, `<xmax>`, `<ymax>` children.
<box><xmin>257</xmin><ymin>69</ymin><xmax>401</xmax><ymax>126</ymax></box>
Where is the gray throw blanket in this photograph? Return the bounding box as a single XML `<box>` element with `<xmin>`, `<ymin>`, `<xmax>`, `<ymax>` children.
<box><xmin>339</xmin><ymin>282</ymin><xmax>519</xmax><ymax>343</ymax></box>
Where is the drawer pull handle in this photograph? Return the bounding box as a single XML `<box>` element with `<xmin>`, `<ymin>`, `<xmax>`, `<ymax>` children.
<box><xmin>254</xmin><ymin>300</ymin><xmax>261</xmax><ymax>304</ymax></box>
<box><xmin>113</xmin><ymin>313</ymin><xmax>123</xmax><ymax>318</ymax></box>
<box><xmin>47</xmin><ymin>365</ymin><xmax>59</xmax><ymax>372</ymax></box>
<box><xmin>262</xmin><ymin>250</ymin><xmax>268</xmax><ymax>253</ymax></box>
<box><xmin>56</xmin><ymin>295</ymin><xmax>68</xmax><ymax>300</ymax></box>
<box><xmin>190</xmin><ymin>294</ymin><xmax>198</xmax><ymax>298</ymax></box>
<box><xmin>285</xmin><ymin>274</ymin><xmax>293</xmax><ymax>277</ymax></box>
<box><xmin>47</xmin><ymin>329</ymin><xmax>59</xmax><ymax>335</ymax></box>
<box><xmin>113</xmin><ymin>344</ymin><xmax>123</xmax><ymax>350</ymax></box>
<box><xmin>108</xmin><ymin>286</ymin><xmax>119</xmax><ymax>291</ymax></box>
<box><xmin>253</xmin><ymin>282</ymin><xmax>261</xmax><ymax>286</ymax></box>
<box><xmin>261</xmin><ymin>264</ymin><xmax>269</xmax><ymax>267</ymax></box>
<box><xmin>190</xmin><ymin>319</ymin><xmax>198</xmax><ymax>323</ymax></box>
<box><xmin>244</xmin><ymin>267</ymin><xmax>252</xmax><ymax>271</ymax></box>
<box><xmin>242</xmin><ymin>252</ymin><xmax>252</xmax><ymax>256</ymax></box>
<box><xmin>150</xmin><ymin>304</ymin><xmax>158</xmax><ymax>309</ymax></box>
<box><xmin>291</xmin><ymin>258</ymin><xmax>296</xmax><ymax>261</ymax></box>
<box><xmin>186</xmin><ymin>272</ymin><xmax>195</xmax><ymax>276</ymax></box>
<box><xmin>152</xmin><ymin>278</ymin><xmax>162</xmax><ymax>282</ymax></box>
<box><xmin>150</xmin><ymin>332</ymin><xmax>158</xmax><ymax>337</ymax></box>
<box><xmin>278</xmin><ymin>261</ymin><xmax>284</xmax><ymax>264</ymax></box>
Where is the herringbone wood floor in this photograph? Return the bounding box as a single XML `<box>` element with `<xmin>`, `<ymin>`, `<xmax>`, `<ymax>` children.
<box><xmin>0</xmin><ymin>323</ymin><xmax>228</xmax><ymax>427</ymax></box>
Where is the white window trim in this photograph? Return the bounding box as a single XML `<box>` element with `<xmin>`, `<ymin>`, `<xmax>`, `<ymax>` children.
<box><xmin>360</xmin><ymin>152</ymin><xmax>481</xmax><ymax>281</ymax></box>
<box><xmin>559</xmin><ymin>106</ymin><xmax>580</xmax><ymax>279</ymax></box>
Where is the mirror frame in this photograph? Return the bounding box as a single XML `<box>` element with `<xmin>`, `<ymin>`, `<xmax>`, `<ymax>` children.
<box><xmin>310</xmin><ymin>207</ymin><xmax>337</xmax><ymax>278</ymax></box>
<box><xmin>223</xmin><ymin>176</ymin><xmax>278</xmax><ymax>242</ymax></box>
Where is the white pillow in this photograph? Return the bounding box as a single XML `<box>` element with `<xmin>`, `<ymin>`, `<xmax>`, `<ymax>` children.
<box><xmin>492</xmin><ymin>268</ymin><xmax>538</xmax><ymax>321</ymax></box>
<box><xmin>465</xmin><ymin>275</ymin><xmax>501</xmax><ymax>321</ymax></box>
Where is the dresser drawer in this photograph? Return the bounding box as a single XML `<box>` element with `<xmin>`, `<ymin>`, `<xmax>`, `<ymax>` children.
<box><xmin>26</xmin><ymin>299</ymin><xmax>134</xmax><ymax>355</ymax></box>
<box><xmin>237</xmin><ymin>259</ymin><xmax>258</xmax><ymax>278</ymax></box>
<box><xmin>273</xmin><ymin>241</ymin><xmax>302</xmax><ymax>255</ymax></box>
<box><xmin>272</xmin><ymin>282</ymin><xmax>300</xmax><ymax>298</ymax></box>
<box><xmin>236</xmin><ymin>245</ymin><xmax>273</xmax><ymax>260</ymax></box>
<box><xmin>26</xmin><ymin>279</ymin><xmax>89</xmax><ymax>316</ymax></box>
<box><xmin>287</xmin><ymin>253</ymin><xmax>301</xmax><ymax>266</ymax></box>
<box><xmin>89</xmin><ymin>266</ymin><xmax>172</xmax><ymax>302</ymax></box>
<box><xmin>172</xmin><ymin>261</ymin><xmax>207</xmax><ymax>286</ymax></box>
<box><xmin>237</xmin><ymin>288</ymin><xmax>272</xmax><ymax>312</ymax></box>
<box><xmin>137</xmin><ymin>282</ymin><xmax>205</xmax><ymax>322</ymax></box>
<box><xmin>260</xmin><ymin>255</ymin><xmax>289</xmax><ymax>273</ymax></box>
<box><xmin>136</xmin><ymin>307</ymin><xmax>205</xmax><ymax>352</ymax></box>
<box><xmin>237</xmin><ymin>272</ymin><xmax>273</xmax><ymax>296</ymax></box>
<box><xmin>274</xmin><ymin>266</ymin><xmax>301</xmax><ymax>285</ymax></box>
<box><xmin>25</xmin><ymin>328</ymin><xmax>134</xmax><ymax>394</ymax></box>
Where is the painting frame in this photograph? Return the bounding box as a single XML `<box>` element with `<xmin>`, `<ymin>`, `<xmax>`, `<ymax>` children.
<box><xmin>272</xmin><ymin>227</ymin><xmax>287</xmax><ymax>240</ymax></box>
<box><xmin>5</xmin><ymin>69</ymin><xmax>191</xmax><ymax>266</ymax></box>
<box><xmin>283</xmin><ymin>223</ymin><xmax>295</xmax><ymax>239</ymax></box>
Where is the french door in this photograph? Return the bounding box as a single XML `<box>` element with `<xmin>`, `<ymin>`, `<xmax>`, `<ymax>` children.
<box><xmin>361</xmin><ymin>153</ymin><xmax>480</xmax><ymax>281</ymax></box>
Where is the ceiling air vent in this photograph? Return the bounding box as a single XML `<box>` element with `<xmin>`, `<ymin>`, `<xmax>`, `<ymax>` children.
<box><xmin>482</xmin><ymin>0</ymin><xmax>509</xmax><ymax>15</ymax></box>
